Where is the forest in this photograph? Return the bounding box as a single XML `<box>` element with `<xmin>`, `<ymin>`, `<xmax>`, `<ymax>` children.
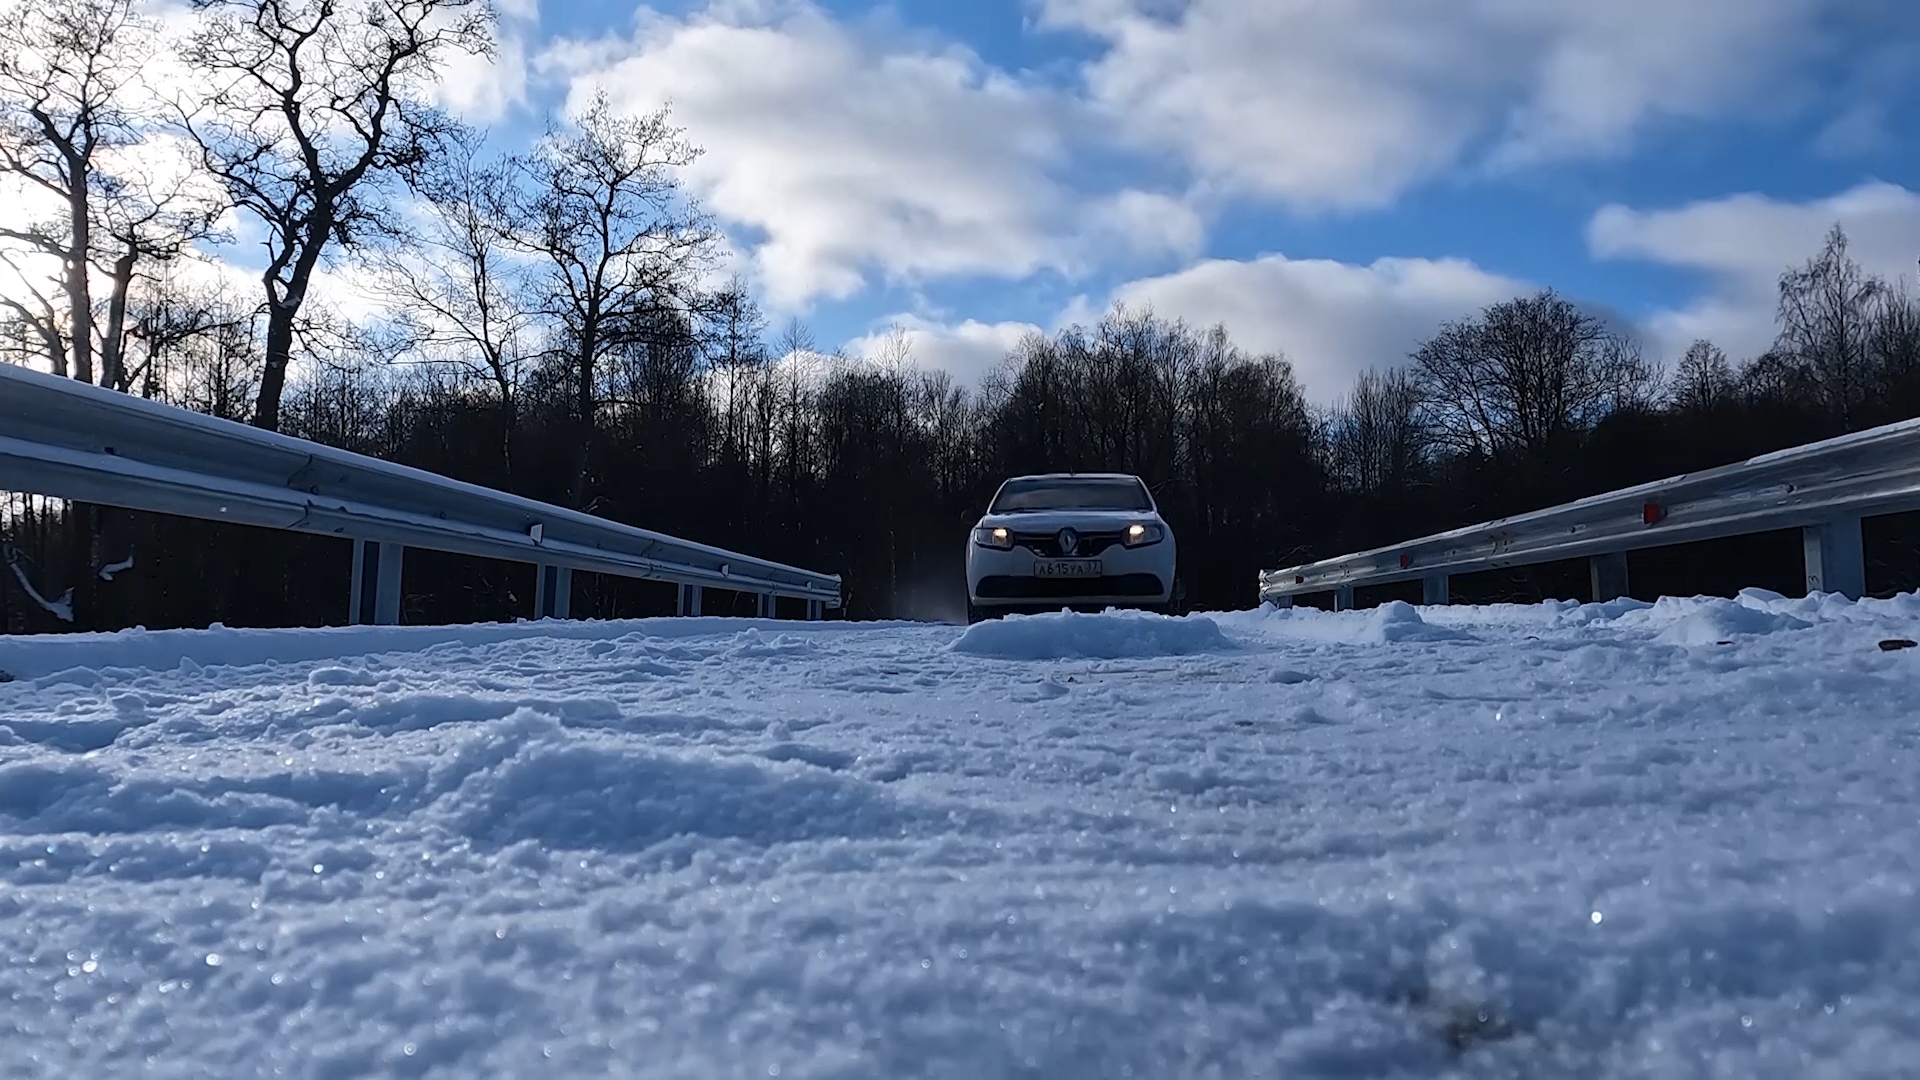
<box><xmin>4</xmin><ymin>0</ymin><xmax>1919</xmax><ymax>631</ymax></box>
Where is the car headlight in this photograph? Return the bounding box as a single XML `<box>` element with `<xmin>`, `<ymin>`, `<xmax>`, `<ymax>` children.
<box><xmin>973</xmin><ymin>526</ymin><xmax>1014</xmax><ymax>549</ymax></box>
<box><xmin>1123</xmin><ymin>522</ymin><xmax>1165</xmax><ymax>548</ymax></box>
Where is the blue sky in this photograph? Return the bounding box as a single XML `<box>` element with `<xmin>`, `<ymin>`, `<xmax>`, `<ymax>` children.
<box><xmin>194</xmin><ymin>0</ymin><xmax>1920</xmax><ymax>399</ymax></box>
<box><xmin>15</xmin><ymin>0</ymin><xmax>1914</xmax><ymax>403</ymax></box>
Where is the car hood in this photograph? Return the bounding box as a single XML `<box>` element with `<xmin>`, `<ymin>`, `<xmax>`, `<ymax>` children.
<box><xmin>976</xmin><ymin>509</ymin><xmax>1163</xmax><ymax>532</ymax></box>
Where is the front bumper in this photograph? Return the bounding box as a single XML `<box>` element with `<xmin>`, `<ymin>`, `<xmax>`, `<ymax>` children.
<box><xmin>966</xmin><ymin>539</ymin><xmax>1175</xmax><ymax>608</ymax></box>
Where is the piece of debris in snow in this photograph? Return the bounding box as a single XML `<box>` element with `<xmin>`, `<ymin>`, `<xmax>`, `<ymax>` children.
<box><xmin>5</xmin><ymin>562</ymin><xmax>73</xmax><ymax>622</ymax></box>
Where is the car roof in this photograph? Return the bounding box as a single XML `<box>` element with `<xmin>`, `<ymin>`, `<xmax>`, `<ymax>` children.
<box><xmin>1001</xmin><ymin>472</ymin><xmax>1143</xmax><ymax>482</ymax></box>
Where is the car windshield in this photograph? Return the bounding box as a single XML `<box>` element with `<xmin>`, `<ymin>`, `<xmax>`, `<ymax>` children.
<box><xmin>990</xmin><ymin>477</ymin><xmax>1153</xmax><ymax>513</ymax></box>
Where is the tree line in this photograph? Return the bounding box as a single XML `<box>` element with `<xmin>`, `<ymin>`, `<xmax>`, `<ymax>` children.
<box><xmin>3</xmin><ymin>0</ymin><xmax>1918</xmax><ymax>630</ymax></box>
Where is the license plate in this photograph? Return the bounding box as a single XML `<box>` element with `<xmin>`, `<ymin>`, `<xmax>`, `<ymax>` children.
<box><xmin>1035</xmin><ymin>559</ymin><xmax>1101</xmax><ymax>578</ymax></box>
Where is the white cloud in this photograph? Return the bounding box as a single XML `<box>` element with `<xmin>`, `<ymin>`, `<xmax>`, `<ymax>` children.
<box><xmin>1488</xmin><ymin>0</ymin><xmax>1825</xmax><ymax>166</ymax></box>
<box><xmin>550</xmin><ymin>3</ymin><xmax>1071</xmax><ymax>310</ymax></box>
<box><xmin>425</xmin><ymin>0</ymin><xmax>541</xmax><ymax>125</ymax></box>
<box><xmin>545</xmin><ymin>2</ymin><xmax>1202</xmax><ymax>312</ymax></box>
<box><xmin>855</xmin><ymin>252</ymin><xmax>1530</xmax><ymax>403</ymax></box>
<box><xmin>1588</xmin><ymin>181</ymin><xmax>1920</xmax><ymax>361</ymax></box>
<box><xmin>1102</xmin><ymin>254</ymin><xmax>1531</xmax><ymax>403</ymax></box>
<box><xmin>433</xmin><ymin>31</ymin><xmax>531</xmax><ymax>125</ymax></box>
<box><xmin>1043</xmin><ymin>0</ymin><xmax>1842</xmax><ymax>209</ymax></box>
<box><xmin>1083</xmin><ymin>190</ymin><xmax>1206</xmax><ymax>263</ymax></box>
<box><xmin>843</xmin><ymin>316</ymin><xmax>1043</xmax><ymax>389</ymax></box>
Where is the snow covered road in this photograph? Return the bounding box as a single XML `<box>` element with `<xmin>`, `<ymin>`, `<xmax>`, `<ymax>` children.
<box><xmin>2</xmin><ymin>593</ymin><xmax>1918</xmax><ymax>1078</ymax></box>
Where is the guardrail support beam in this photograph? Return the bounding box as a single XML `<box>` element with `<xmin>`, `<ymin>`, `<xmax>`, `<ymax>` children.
<box><xmin>349</xmin><ymin>539</ymin><xmax>403</xmax><ymax>626</ymax></box>
<box><xmin>806</xmin><ymin>599</ymin><xmax>823</xmax><ymax>621</ymax></box>
<box><xmin>677</xmin><ymin>583</ymin><xmax>702</xmax><ymax>617</ymax></box>
<box><xmin>1803</xmin><ymin>516</ymin><xmax>1865</xmax><ymax>599</ymax></box>
<box><xmin>1333</xmin><ymin>585</ymin><xmax>1355</xmax><ymax>611</ymax></box>
<box><xmin>758</xmin><ymin>593</ymin><xmax>777</xmax><ymax>619</ymax></box>
<box><xmin>533</xmin><ymin>564</ymin><xmax>571</xmax><ymax>620</ymax></box>
<box><xmin>1589</xmin><ymin>552</ymin><xmax>1630</xmax><ymax>602</ymax></box>
<box><xmin>1422</xmin><ymin>574</ymin><xmax>1449</xmax><ymax>606</ymax></box>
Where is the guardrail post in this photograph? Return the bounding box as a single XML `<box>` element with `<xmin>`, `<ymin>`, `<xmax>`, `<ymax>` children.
<box><xmin>677</xmin><ymin>583</ymin><xmax>702</xmax><ymax>617</ymax></box>
<box><xmin>806</xmin><ymin>599</ymin><xmax>823</xmax><ymax>621</ymax></box>
<box><xmin>1333</xmin><ymin>585</ymin><xmax>1354</xmax><ymax>611</ymax></box>
<box><xmin>1421</xmin><ymin>574</ymin><xmax>1449</xmax><ymax>606</ymax></box>
<box><xmin>1803</xmin><ymin>516</ymin><xmax>1865</xmax><ymax>599</ymax></box>
<box><xmin>1589</xmin><ymin>552</ymin><xmax>1629</xmax><ymax>602</ymax></box>
<box><xmin>349</xmin><ymin>539</ymin><xmax>403</xmax><ymax>626</ymax></box>
<box><xmin>758</xmin><ymin>593</ymin><xmax>777</xmax><ymax>619</ymax></box>
<box><xmin>533</xmin><ymin>564</ymin><xmax>571</xmax><ymax>620</ymax></box>
<box><xmin>1264</xmin><ymin>595</ymin><xmax>1294</xmax><ymax>610</ymax></box>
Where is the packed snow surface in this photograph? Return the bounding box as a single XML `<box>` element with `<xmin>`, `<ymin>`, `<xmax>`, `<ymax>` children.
<box><xmin>2</xmin><ymin>591</ymin><xmax>1918</xmax><ymax>1078</ymax></box>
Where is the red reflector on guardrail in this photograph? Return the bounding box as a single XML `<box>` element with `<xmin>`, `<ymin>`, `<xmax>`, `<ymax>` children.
<box><xmin>1643</xmin><ymin>501</ymin><xmax>1665</xmax><ymax>525</ymax></box>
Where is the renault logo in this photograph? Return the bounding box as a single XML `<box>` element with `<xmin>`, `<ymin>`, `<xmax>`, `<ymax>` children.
<box><xmin>1057</xmin><ymin>527</ymin><xmax>1079</xmax><ymax>556</ymax></box>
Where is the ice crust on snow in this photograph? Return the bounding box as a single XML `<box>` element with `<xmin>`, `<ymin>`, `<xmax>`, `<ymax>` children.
<box><xmin>1</xmin><ymin>595</ymin><xmax>1919</xmax><ymax>1077</ymax></box>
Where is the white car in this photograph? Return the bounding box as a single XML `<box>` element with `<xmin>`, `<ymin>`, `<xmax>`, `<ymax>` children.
<box><xmin>965</xmin><ymin>472</ymin><xmax>1178</xmax><ymax>622</ymax></box>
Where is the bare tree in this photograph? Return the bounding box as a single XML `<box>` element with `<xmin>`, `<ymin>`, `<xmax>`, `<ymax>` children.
<box><xmin>0</xmin><ymin>0</ymin><xmax>146</xmax><ymax>382</ymax></box>
<box><xmin>369</xmin><ymin>127</ymin><xmax>526</xmax><ymax>475</ymax></box>
<box><xmin>909</xmin><ymin>366</ymin><xmax>976</xmax><ymax>501</ymax></box>
<box><xmin>126</xmin><ymin>269</ymin><xmax>259</xmax><ymax>414</ymax></box>
<box><xmin>1413</xmin><ymin>289</ymin><xmax>1654</xmax><ymax>463</ymax></box>
<box><xmin>773</xmin><ymin>317</ymin><xmax>821</xmax><ymax>521</ymax></box>
<box><xmin>517</xmin><ymin>91</ymin><xmax>717</xmax><ymax>508</ymax></box>
<box><xmin>0</xmin><ymin>311</ymin><xmax>41</xmax><ymax>366</ymax></box>
<box><xmin>1073</xmin><ymin>305</ymin><xmax>1191</xmax><ymax>484</ymax></box>
<box><xmin>1776</xmin><ymin>224</ymin><xmax>1883</xmax><ymax>429</ymax></box>
<box><xmin>1869</xmin><ymin>286</ymin><xmax>1920</xmax><ymax>409</ymax></box>
<box><xmin>1668</xmin><ymin>339</ymin><xmax>1735</xmax><ymax>414</ymax></box>
<box><xmin>177</xmin><ymin>0</ymin><xmax>494</xmax><ymax>431</ymax></box>
<box><xmin>864</xmin><ymin>323</ymin><xmax>915</xmax><ymax>376</ymax></box>
<box><xmin>1739</xmin><ymin>347</ymin><xmax>1816</xmax><ymax>407</ymax></box>
<box><xmin>0</xmin><ymin>252</ymin><xmax>68</xmax><ymax>369</ymax></box>
<box><xmin>1330</xmin><ymin>365</ymin><xmax>1423</xmax><ymax>494</ymax></box>
<box><xmin>91</xmin><ymin>143</ymin><xmax>226</xmax><ymax>391</ymax></box>
<box><xmin>699</xmin><ymin>276</ymin><xmax>768</xmax><ymax>468</ymax></box>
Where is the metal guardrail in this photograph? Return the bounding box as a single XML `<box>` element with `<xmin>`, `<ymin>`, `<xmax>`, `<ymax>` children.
<box><xmin>1257</xmin><ymin>414</ymin><xmax>1920</xmax><ymax>608</ymax></box>
<box><xmin>0</xmin><ymin>362</ymin><xmax>841</xmax><ymax>624</ymax></box>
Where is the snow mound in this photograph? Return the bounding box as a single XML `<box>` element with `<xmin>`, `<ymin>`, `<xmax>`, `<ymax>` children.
<box><xmin>451</xmin><ymin>738</ymin><xmax>915</xmax><ymax>853</ymax></box>
<box><xmin>1361</xmin><ymin>600</ymin><xmax>1476</xmax><ymax>644</ymax></box>
<box><xmin>1226</xmin><ymin>600</ymin><xmax>1475</xmax><ymax>646</ymax></box>
<box><xmin>1641</xmin><ymin>597</ymin><xmax>1815</xmax><ymax>646</ymax></box>
<box><xmin>951</xmin><ymin>609</ymin><xmax>1234</xmax><ymax>660</ymax></box>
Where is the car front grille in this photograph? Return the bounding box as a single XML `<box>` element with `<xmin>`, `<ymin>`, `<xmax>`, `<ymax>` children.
<box><xmin>1010</xmin><ymin>531</ymin><xmax>1126</xmax><ymax>558</ymax></box>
